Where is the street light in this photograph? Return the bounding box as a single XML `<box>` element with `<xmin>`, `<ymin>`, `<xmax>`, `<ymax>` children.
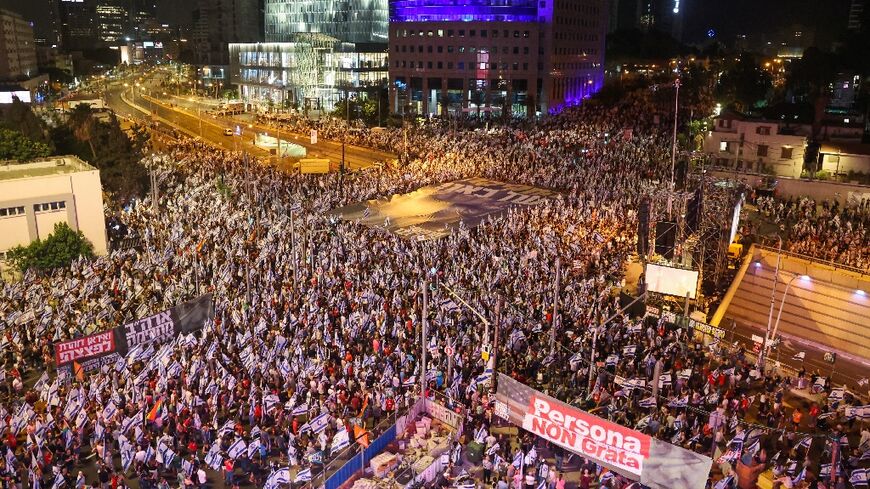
<box><xmin>766</xmin><ymin>273</ymin><xmax>807</xmax><ymax>360</ymax></box>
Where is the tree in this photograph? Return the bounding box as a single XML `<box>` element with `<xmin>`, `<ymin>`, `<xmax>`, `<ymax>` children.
<box><xmin>715</xmin><ymin>54</ymin><xmax>773</xmax><ymax>113</ymax></box>
<box><xmin>6</xmin><ymin>222</ymin><xmax>94</xmax><ymax>273</ymax></box>
<box><xmin>0</xmin><ymin>129</ymin><xmax>52</xmax><ymax>161</ymax></box>
<box><xmin>0</xmin><ymin>99</ymin><xmax>53</xmax><ymax>148</ymax></box>
<box><xmin>54</xmin><ymin>105</ymin><xmax>150</xmax><ymax>201</ymax></box>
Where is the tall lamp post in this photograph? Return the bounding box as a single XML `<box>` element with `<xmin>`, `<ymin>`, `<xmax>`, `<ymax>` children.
<box><xmin>767</xmin><ymin>273</ymin><xmax>808</xmax><ymax>359</ymax></box>
<box><xmin>668</xmin><ymin>78</ymin><xmax>681</xmax><ymax>216</ymax></box>
<box><xmin>759</xmin><ymin>237</ymin><xmax>783</xmax><ymax>370</ymax></box>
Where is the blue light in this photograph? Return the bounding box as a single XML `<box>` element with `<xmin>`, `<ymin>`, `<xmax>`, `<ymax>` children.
<box><xmin>391</xmin><ymin>0</ymin><xmax>538</xmax><ymax>22</ymax></box>
<box><xmin>707</xmin><ymin>29</ymin><xmax>716</xmax><ymax>38</ymax></box>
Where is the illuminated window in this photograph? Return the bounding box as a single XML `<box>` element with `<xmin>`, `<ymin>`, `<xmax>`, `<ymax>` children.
<box><xmin>781</xmin><ymin>147</ymin><xmax>793</xmax><ymax>159</ymax></box>
<box><xmin>719</xmin><ymin>141</ymin><xmax>728</xmax><ymax>152</ymax></box>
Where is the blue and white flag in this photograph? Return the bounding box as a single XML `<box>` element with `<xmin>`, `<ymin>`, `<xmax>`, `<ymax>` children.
<box><xmin>638</xmin><ymin>397</ymin><xmax>657</xmax><ymax>408</ymax></box>
<box><xmin>50</xmin><ymin>473</ymin><xmax>64</xmax><ymax>489</ymax></box>
<box><xmin>228</xmin><ymin>438</ymin><xmax>247</xmax><ymax>459</ymax></box>
<box><xmin>265</xmin><ymin>467</ymin><xmax>291</xmax><ymax>489</ymax></box>
<box><xmin>204</xmin><ymin>445</ymin><xmax>223</xmax><ymax>470</ymax></box>
<box><xmin>331</xmin><ymin>429</ymin><xmax>350</xmax><ymax>452</ymax></box>
<box><xmin>623</xmin><ymin>345</ymin><xmax>637</xmax><ymax>356</ymax></box>
<box><xmin>850</xmin><ymin>468</ymin><xmax>869</xmax><ymax>488</ymax></box>
<box><xmin>845</xmin><ymin>405</ymin><xmax>870</xmax><ymax>420</ymax></box>
<box><xmin>713</xmin><ymin>475</ymin><xmax>735</xmax><ymax>489</ymax></box>
<box><xmin>511</xmin><ymin>451</ymin><xmax>523</xmax><ymax>469</ymax></box>
<box><xmin>668</xmin><ymin>395</ymin><xmax>688</xmax><ymax>408</ymax></box>
<box><xmin>291</xmin><ymin>403</ymin><xmax>309</xmax><ymax>417</ymax></box>
<box><xmin>309</xmin><ymin>412</ymin><xmax>331</xmax><ymax>434</ymax></box>
<box><xmin>294</xmin><ymin>467</ymin><xmax>312</xmax><ymax>483</ymax></box>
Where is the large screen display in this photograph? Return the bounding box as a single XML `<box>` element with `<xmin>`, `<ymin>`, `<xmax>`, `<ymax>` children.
<box><xmin>645</xmin><ymin>263</ymin><xmax>699</xmax><ymax>299</ymax></box>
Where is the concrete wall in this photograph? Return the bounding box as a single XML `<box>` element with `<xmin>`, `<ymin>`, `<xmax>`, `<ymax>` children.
<box><xmin>724</xmin><ymin>246</ymin><xmax>870</xmax><ymax>361</ymax></box>
<box><xmin>710</xmin><ymin>170</ymin><xmax>870</xmax><ymax>205</ymax></box>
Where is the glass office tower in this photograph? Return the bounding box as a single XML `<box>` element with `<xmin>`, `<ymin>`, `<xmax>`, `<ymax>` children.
<box><xmin>264</xmin><ymin>0</ymin><xmax>389</xmax><ymax>43</ymax></box>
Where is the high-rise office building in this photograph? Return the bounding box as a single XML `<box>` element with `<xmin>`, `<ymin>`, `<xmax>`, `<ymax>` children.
<box><xmin>263</xmin><ymin>0</ymin><xmax>389</xmax><ymax>44</ymax></box>
<box><xmin>192</xmin><ymin>0</ymin><xmax>262</xmax><ymax>66</ymax></box>
<box><xmin>96</xmin><ymin>0</ymin><xmax>130</xmax><ymax>44</ymax></box>
<box><xmin>58</xmin><ymin>0</ymin><xmax>98</xmax><ymax>50</ymax></box>
<box><xmin>388</xmin><ymin>0</ymin><xmax>607</xmax><ymax>117</ymax></box>
<box><xmin>0</xmin><ymin>9</ymin><xmax>38</xmax><ymax>80</ymax></box>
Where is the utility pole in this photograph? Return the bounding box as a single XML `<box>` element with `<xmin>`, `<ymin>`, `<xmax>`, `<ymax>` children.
<box><xmin>550</xmin><ymin>257</ymin><xmax>560</xmax><ymax>355</ymax></box>
<box><xmin>760</xmin><ymin>237</ymin><xmax>782</xmax><ymax>371</ymax></box>
<box><xmin>668</xmin><ymin>78</ymin><xmax>681</xmax><ymax>217</ymax></box>
<box><xmin>421</xmin><ymin>277</ymin><xmax>429</xmax><ymax>396</ymax></box>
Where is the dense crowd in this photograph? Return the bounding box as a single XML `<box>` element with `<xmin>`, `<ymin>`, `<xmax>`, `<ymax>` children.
<box><xmin>756</xmin><ymin>196</ymin><xmax>870</xmax><ymax>270</ymax></box>
<box><xmin>0</xmin><ymin>92</ymin><xmax>867</xmax><ymax>489</ymax></box>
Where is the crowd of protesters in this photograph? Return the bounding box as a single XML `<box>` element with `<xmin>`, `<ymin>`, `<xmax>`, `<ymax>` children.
<box><xmin>0</xmin><ymin>91</ymin><xmax>867</xmax><ymax>489</ymax></box>
<box><xmin>755</xmin><ymin>195</ymin><xmax>870</xmax><ymax>270</ymax></box>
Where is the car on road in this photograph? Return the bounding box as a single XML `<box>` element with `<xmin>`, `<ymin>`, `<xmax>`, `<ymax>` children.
<box><xmin>224</xmin><ymin>128</ymin><xmax>233</xmax><ymax>136</ymax></box>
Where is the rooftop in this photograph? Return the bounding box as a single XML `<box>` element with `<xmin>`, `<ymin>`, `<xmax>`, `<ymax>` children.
<box><xmin>0</xmin><ymin>156</ymin><xmax>96</xmax><ymax>182</ymax></box>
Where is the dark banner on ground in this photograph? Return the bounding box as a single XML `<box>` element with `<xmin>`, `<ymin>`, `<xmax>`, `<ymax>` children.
<box><xmin>54</xmin><ymin>294</ymin><xmax>214</xmax><ymax>368</ymax></box>
<box><xmin>495</xmin><ymin>374</ymin><xmax>712</xmax><ymax>489</ymax></box>
<box><xmin>331</xmin><ymin>178</ymin><xmax>559</xmax><ymax>240</ymax></box>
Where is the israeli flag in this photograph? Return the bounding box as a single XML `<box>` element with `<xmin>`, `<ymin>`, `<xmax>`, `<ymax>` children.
<box><xmin>659</xmin><ymin>374</ymin><xmax>672</xmax><ymax>389</ymax></box>
<box><xmin>487</xmin><ymin>442</ymin><xmax>500</xmax><ymax>456</ymax></box>
<box><xmin>668</xmin><ymin>396</ymin><xmax>689</xmax><ymax>408</ymax></box>
<box><xmin>294</xmin><ymin>467</ymin><xmax>312</xmax><ymax>483</ymax></box>
<box><xmin>512</xmin><ymin>451</ymin><xmax>522</xmax><ymax>468</ymax></box>
<box><xmin>291</xmin><ymin>403</ymin><xmax>309</xmax><ymax>416</ymax></box>
<box><xmin>309</xmin><ymin>412</ymin><xmax>331</xmax><ymax>434</ymax></box>
<box><xmin>228</xmin><ymin>438</ymin><xmax>247</xmax><ymax>459</ymax></box>
<box><xmin>845</xmin><ymin>405</ymin><xmax>870</xmax><ymax>420</ymax></box>
<box><xmin>850</xmin><ymin>468</ymin><xmax>868</xmax><ymax>488</ymax></box>
<box><xmin>638</xmin><ymin>397</ymin><xmax>657</xmax><ymax>408</ymax></box>
<box><xmin>51</xmin><ymin>472</ymin><xmax>64</xmax><ymax>489</ymax></box>
<box><xmin>605</xmin><ymin>355</ymin><xmax>619</xmax><ymax>367</ymax></box>
<box><xmin>248</xmin><ymin>438</ymin><xmax>263</xmax><ymax>458</ymax></box>
<box><xmin>331</xmin><ymin>429</ymin><xmax>350</xmax><ymax>452</ymax></box>
<box><xmin>622</xmin><ymin>345</ymin><xmax>637</xmax><ymax>356</ymax></box>
<box><xmin>713</xmin><ymin>475</ymin><xmax>735</xmax><ymax>489</ymax></box>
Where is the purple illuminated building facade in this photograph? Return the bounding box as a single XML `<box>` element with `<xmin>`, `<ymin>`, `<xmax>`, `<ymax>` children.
<box><xmin>388</xmin><ymin>0</ymin><xmax>607</xmax><ymax>117</ymax></box>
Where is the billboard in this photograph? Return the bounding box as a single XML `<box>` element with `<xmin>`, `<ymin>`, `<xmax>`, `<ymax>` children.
<box><xmin>331</xmin><ymin>178</ymin><xmax>559</xmax><ymax>241</ymax></box>
<box><xmin>645</xmin><ymin>263</ymin><xmax>699</xmax><ymax>299</ymax></box>
<box><xmin>495</xmin><ymin>374</ymin><xmax>712</xmax><ymax>489</ymax></box>
<box><xmin>55</xmin><ymin>294</ymin><xmax>214</xmax><ymax>370</ymax></box>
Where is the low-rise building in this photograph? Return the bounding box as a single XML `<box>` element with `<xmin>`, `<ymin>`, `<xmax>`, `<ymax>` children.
<box><xmin>0</xmin><ymin>156</ymin><xmax>108</xmax><ymax>261</ymax></box>
<box><xmin>704</xmin><ymin>112</ymin><xmax>807</xmax><ymax>178</ymax></box>
<box><xmin>704</xmin><ymin>112</ymin><xmax>870</xmax><ymax>180</ymax></box>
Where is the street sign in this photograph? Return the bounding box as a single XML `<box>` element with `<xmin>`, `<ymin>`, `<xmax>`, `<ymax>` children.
<box><xmin>444</xmin><ymin>345</ymin><xmax>454</xmax><ymax>357</ymax></box>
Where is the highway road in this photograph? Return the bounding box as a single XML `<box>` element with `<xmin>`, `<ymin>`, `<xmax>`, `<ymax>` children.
<box><xmin>164</xmin><ymin>94</ymin><xmax>395</xmax><ymax>172</ymax></box>
<box><xmin>104</xmin><ymin>79</ymin><xmax>394</xmax><ymax>171</ymax></box>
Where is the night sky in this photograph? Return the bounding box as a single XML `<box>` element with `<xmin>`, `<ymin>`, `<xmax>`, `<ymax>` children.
<box><xmin>0</xmin><ymin>0</ymin><xmax>854</xmax><ymax>48</ymax></box>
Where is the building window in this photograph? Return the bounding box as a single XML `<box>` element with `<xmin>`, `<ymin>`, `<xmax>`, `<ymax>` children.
<box><xmin>0</xmin><ymin>206</ymin><xmax>26</xmax><ymax>217</ymax></box>
<box><xmin>781</xmin><ymin>147</ymin><xmax>793</xmax><ymax>159</ymax></box>
<box><xmin>447</xmin><ymin>30</ymin><xmax>454</xmax><ymax>37</ymax></box>
<box><xmin>719</xmin><ymin>141</ymin><xmax>728</xmax><ymax>152</ymax></box>
<box><xmin>756</xmin><ymin>126</ymin><xmax>771</xmax><ymax>135</ymax></box>
<box><xmin>437</xmin><ymin>62</ymin><xmax>443</xmax><ymax>69</ymax></box>
<box><xmin>437</xmin><ymin>46</ymin><xmax>443</xmax><ymax>53</ymax></box>
<box><xmin>458</xmin><ymin>62</ymin><xmax>464</xmax><ymax>70</ymax></box>
<box><xmin>719</xmin><ymin>119</ymin><xmax>732</xmax><ymax>129</ymax></box>
<box><xmin>757</xmin><ymin>145</ymin><xmax>768</xmax><ymax>157</ymax></box>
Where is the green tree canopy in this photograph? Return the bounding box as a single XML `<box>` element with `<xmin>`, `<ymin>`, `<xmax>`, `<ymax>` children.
<box><xmin>6</xmin><ymin>222</ymin><xmax>95</xmax><ymax>273</ymax></box>
<box><xmin>0</xmin><ymin>128</ymin><xmax>52</xmax><ymax>161</ymax></box>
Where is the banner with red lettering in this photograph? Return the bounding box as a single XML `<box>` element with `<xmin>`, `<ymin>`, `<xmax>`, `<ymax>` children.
<box><xmin>54</xmin><ymin>331</ymin><xmax>117</xmax><ymax>366</ymax></box>
<box><xmin>495</xmin><ymin>374</ymin><xmax>712</xmax><ymax>489</ymax></box>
